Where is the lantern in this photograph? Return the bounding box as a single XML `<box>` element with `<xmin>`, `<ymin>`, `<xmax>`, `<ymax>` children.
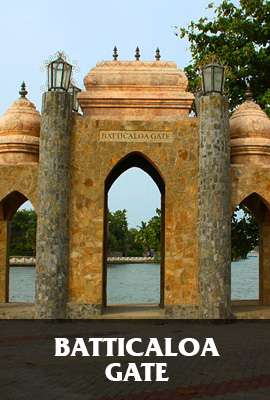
<box><xmin>47</xmin><ymin>54</ymin><xmax>72</xmax><ymax>92</ymax></box>
<box><xmin>68</xmin><ymin>84</ymin><xmax>81</xmax><ymax>112</ymax></box>
<box><xmin>201</xmin><ymin>63</ymin><xmax>225</xmax><ymax>95</ymax></box>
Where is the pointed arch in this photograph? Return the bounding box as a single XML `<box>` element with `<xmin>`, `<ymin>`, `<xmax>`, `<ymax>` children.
<box><xmin>238</xmin><ymin>192</ymin><xmax>270</xmax><ymax>223</ymax></box>
<box><xmin>103</xmin><ymin>151</ymin><xmax>165</xmax><ymax>309</ymax></box>
<box><xmin>0</xmin><ymin>190</ymin><xmax>36</xmax><ymax>303</ymax></box>
<box><xmin>105</xmin><ymin>152</ymin><xmax>165</xmax><ymax>195</ymax></box>
<box><xmin>0</xmin><ymin>191</ymin><xmax>30</xmax><ymax>221</ymax></box>
<box><xmin>233</xmin><ymin>191</ymin><xmax>270</xmax><ymax>216</ymax></box>
<box><xmin>231</xmin><ymin>191</ymin><xmax>270</xmax><ymax>307</ymax></box>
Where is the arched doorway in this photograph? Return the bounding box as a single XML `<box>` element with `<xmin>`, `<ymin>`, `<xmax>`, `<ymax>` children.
<box><xmin>0</xmin><ymin>191</ymin><xmax>36</xmax><ymax>303</ymax></box>
<box><xmin>231</xmin><ymin>192</ymin><xmax>270</xmax><ymax>306</ymax></box>
<box><xmin>103</xmin><ymin>152</ymin><xmax>165</xmax><ymax>309</ymax></box>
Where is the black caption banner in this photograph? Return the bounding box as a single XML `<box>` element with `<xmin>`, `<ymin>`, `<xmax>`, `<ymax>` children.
<box><xmin>1</xmin><ymin>320</ymin><xmax>270</xmax><ymax>399</ymax></box>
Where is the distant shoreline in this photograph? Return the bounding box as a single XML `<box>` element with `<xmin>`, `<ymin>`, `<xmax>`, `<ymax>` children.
<box><xmin>9</xmin><ymin>256</ymin><xmax>161</xmax><ymax>267</ymax></box>
<box><xmin>107</xmin><ymin>257</ymin><xmax>160</xmax><ymax>265</ymax></box>
<box><xmin>9</xmin><ymin>253</ymin><xmax>258</xmax><ymax>267</ymax></box>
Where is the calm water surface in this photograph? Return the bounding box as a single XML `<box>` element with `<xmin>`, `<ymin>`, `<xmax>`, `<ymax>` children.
<box><xmin>9</xmin><ymin>257</ymin><xmax>259</xmax><ymax>303</ymax></box>
<box><xmin>9</xmin><ymin>266</ymin><xmax>36</xmax><ymax>302</ymax></box>
<box><xmin>107</xmin><ymin>263</ymin><xmax>160</xmax><ymax>304</ymax></box>
<box><xmin>231</xmin><ymin>256</ymin><xmax>259</xmax><ymax>300</ymax></box>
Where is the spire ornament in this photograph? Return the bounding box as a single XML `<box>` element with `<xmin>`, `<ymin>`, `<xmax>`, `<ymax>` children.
<box><xmin>245</xmin><ymin>82</ymin><xmax>253</xmax><ymax>101</ymax></box>
<box><xmin>155</xmin><ymin>47</ymin><xmax>161</xmax><ymax>61</ymax></box>
<box><xmin>135</xmin><ymin>46</ymin><xmax>140</xmax><ymax>61</ymax></box>
<box><xmin>19</xmin><ymin>81</ymin><xmax>28</xmax><ymax>98</ymax></box>
<box><xmin>113</xmin><ymin>46</ymin><xmax>118</xmax><ymax>61</ymax></box>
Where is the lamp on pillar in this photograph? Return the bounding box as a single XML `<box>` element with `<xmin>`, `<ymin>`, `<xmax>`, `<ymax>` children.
<box><xmin>68</xmin><ymin>83</ymin><xmax>81</xmax><ymax>112</ymax></box>
<box><xmin>36</xmin><ymin>51</ymin><xmax>73</xmax><ymax>319</ymax></box>
<box><xmin>201</xmin><ymin>63</ymin><xmax>225</xmax><ymax>95</ymax></box>
<box><xmin>198</xmin><ymin>61</ymin><xmax>230</xmax><ymax>318</ymax></box>
<box><xmin>47</xmin><ymin>53</ymin><xmax>73</xmax><ymax>92</ymax></box>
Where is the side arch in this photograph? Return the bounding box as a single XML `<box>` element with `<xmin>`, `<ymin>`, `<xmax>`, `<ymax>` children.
<box><xmin>231</xmin><ymin>191</ymin><xmax>270</xmax><ymax>305</ymax></box>
<box><xmin>232</xmin><ymin>189</ymin><xmax>270</xmax><ymax>215</ymax></box>
<box><xmin>103</xmin><ymin>151</ymin><xmax>165</xmax><ymax>308</ymax></box>
<box><xmin>0</xmin><ymin>190</ymin><xmax>37</xmax><ymax>303</ymax></box>
<box><xmin>239</xmin><ymin>192</ymin><xmax>270</xmax><ymax>212</ymax></box>
<box><xmin>0</xmin><ymin>190</ymin><xmax>37</xmax><ymax>218</ymax></box>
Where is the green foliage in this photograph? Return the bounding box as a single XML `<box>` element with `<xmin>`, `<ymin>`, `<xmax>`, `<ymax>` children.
<box><xmin>10</xmin><ymin>210</ymin><xmax>37</xmax><ymax>256</ymax></box>
<box><xmin>135</xmin><ymin>209</ymin><xmax>161</xmax><ymax>256</ymax></box>
<box><xmin>178</xmin><ymin>0</ymin><xmax>270</xmax><ymax>115</ymax></box>
<box><xmin>10</xmin><ymin>206</ymin><xmax>258</xmax><ymax>261</ymax></box>
<box><xmin>178</xmin><ymin>2</ymin><xmax>263</xmax><ymax>259</ymax></box>
<box><xmin>108</xmin><ymin>210</ymin><xmax>129</xmax><ymax>256</ymax></box>
<box><xmin>231</xmin><ymin>205</ymin><xmax>259</xmax><ymax>260</ymax></box>
<box><xmin>9</xmin><ymin>205</ymin><xmax>259</xmax><ymax>262</ymax></box>
<box><xmin>108</xmin><ymin>206</ymin><xmax>259</xmax><ymax>262</ymax></box>
<box><xmin>126</xmin><ymin>228</ymin><xmax>144</xmax><ymax>256</ymax></box>
<box><xmin>107</xmin><ymin>208</ymin><xmax>161</xmax><ymax>257</ymax></box>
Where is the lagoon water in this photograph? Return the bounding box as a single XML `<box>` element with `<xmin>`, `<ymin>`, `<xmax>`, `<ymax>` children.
<box><xmin>9</xmin><ymin>266</ymin><xmax>36</xmax><ymax>303</ymax></box>
<box><xmin>9</xmin><ymin>256</ymin><xmax>259</xmax><ymax>303</ymax></box>
<box><xmin>107</xmin><ymin>263</ymin><xmax>160</xmax><ymax>304</ymax></box>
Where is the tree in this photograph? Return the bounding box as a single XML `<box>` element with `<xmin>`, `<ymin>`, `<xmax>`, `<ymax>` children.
<box><xmin>145</xmin><ymin>208</ymin><xmax>161</xmax><ymax>255</ymax></box>
<box><xmin>231</xmin><ymin>205</ymin><xmax>259</xmax><ymax>260</ymax></box>
<box><xmin>179</xmin><ymin>1</ymin><xmax>264</xmax><ymax>259</ymax></box>
<box><xmin>135</xmin><ymin>221</ymin><xmax>152</xmax><ymax>255</ymax></box>
<box><xmin>178</xmin><ymin>0</ymin><xmax>270</xmax><ymax>115</ymax></box>
<box><xmin>10</xmin><ymin>210</ymin><xmax>37</xmax><ymax>256</ymax></box>
<box><xmin>107</xmin><ymin>209</ymin><xmax>161</xmax><ymax>257</ymax></box>
<box><xmin>135</xmin><ymin>209</ymin><xmax>161</xmax><ymax>256</ymax></box>
<box><xmin>108</xmin><ymin>210</ymin><xmax>128</xmax><ymax>256</ymax></box>
<box><xmin>126</xmin><ymin>228</ymin><xmax>144</xmax><ymax>257</ymax></box>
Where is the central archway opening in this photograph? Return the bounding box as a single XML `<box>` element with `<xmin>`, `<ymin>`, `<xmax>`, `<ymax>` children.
<box><xmin>103</xmin><ymin>152</ymin><xmax>165</xmax><ymax>309</ymax></box>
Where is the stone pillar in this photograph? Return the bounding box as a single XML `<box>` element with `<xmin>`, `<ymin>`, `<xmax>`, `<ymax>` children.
<box><xmin>198</xmin><ymin>94</ymin><xmax>231</xmax><ymax>318</ymax></box>
<box><xmin>0</xmin><ymin>220</ymin><xmax>8</xmax><ymax>302</ymax></box>
<box><xmin>36</xmin><ymin>91</ymin><xmax>72</xmax><ymax>318</ymax></box>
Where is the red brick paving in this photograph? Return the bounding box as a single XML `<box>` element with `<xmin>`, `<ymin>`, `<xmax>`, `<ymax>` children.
<box><xmin>99</xmin><ymin>375</ymin><xmax>270</xmax><ymax>399</ymax></box>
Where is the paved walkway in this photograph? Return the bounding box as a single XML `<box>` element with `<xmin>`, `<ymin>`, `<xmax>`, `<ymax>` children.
<box><xmin>1</xmin><ymin>302</ymin><xmax>270</xmax><ymax>319</ymax></box>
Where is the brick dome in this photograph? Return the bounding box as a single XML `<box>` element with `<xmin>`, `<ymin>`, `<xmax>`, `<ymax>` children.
<box><xmin>0</xmin><ymin>83</ymin><xmax>40</xmax><ymax>164</ymax></box>
<box><xmin>230</xmin><ymin>91</ymin><xmax>270</xmax><ymax>165</ymax></box>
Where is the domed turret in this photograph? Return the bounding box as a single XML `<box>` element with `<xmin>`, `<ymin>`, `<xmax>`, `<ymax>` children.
<box><xmin>78</xmin><ymin>58</ymin><xmax>194</xmax><ymax>120</ymax></box>
<box><xmin>230</xmin><ymin>88</ymin><xmax>270</xmax><ymax>165</ymax></box>
<box><xmin>0</xmin><ymin>82</ymin><xmax>40</xmax><ymax>164</ymax></box>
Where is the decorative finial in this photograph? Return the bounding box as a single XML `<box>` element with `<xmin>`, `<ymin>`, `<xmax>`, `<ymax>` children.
<box><xmin>155</xmin><ymin>47</ymin><xmax>161</xmax><ymax>61</ymax></box>
<box><xmin>19</xmin><ymin>81</ymin><xmax>28</xmax><ymax>98</ymax></box>
<box><xmin>135</xmin><ymin>46</ymin><xmax>140</xmax><ymax>61</ymax></box>
<box><xmin>113</xmin><ymin>46</ymin><xmax>118</xmax><ymax>61</ymax></box>
<box><xmin>56</xmin><ymin>50</ymin><xmax>66</xmax><ymax>60</ymax></box>
<box><xmin>245</xmin><ymin>81</ymin><xmax>253</xmax><ymax>101</ymax></box>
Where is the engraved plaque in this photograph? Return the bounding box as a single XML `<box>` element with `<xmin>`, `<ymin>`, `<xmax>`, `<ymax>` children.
<box><xmin>99</xmin><ymin>130</ymin><xmax>173</xmax><ymax>143</ymax></box>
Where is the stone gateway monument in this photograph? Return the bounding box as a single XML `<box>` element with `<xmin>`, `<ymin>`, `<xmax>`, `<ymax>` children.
<box><xmin>0</xmin><ymin>54</ymin><xmax>269</xmax><ymax>319</ymax></box>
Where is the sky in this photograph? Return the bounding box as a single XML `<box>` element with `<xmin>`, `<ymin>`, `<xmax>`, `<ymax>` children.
<box><xmin>1</xmin><ymin>0</ymin><xmax>217</xmax><ymax>227</ymax></box>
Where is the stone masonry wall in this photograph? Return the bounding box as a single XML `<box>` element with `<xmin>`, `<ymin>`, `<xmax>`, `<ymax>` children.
<box><xmin>68</xmin><ymin>117</ymin><xmax>199</xmax><ymax>317</ymax></box>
